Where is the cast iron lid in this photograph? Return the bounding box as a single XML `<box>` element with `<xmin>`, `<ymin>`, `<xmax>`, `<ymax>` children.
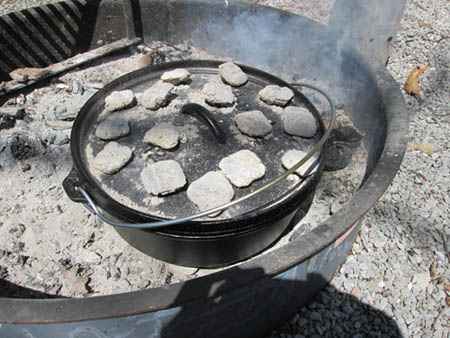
<box><xmin>68</xmin><ymin>60</ymin><xmax>325</xmax><ymax>234</ymax></box>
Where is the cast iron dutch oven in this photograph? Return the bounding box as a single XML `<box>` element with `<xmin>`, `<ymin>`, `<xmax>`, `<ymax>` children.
<box><xmin>63</xmin><ymin>60</ymin><xmax>330</xmax><ymax>267</ymax></box>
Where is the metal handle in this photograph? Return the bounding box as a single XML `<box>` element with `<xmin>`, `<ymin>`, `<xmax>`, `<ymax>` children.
<box><xmin>181</xmin><ymin>103</ymin><xmax>227</xmax><ymax>144</ymax></box>
<box><xmin>80</xmin><ymin>83</ymin><xmax>336</xmax><ymax>229</ymax></box>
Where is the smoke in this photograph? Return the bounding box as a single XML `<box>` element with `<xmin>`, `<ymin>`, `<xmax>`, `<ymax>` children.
<box><xmin>189</xmin><ymin>0</ymin><xmax>405</xmax><ymax>87</ymax></box>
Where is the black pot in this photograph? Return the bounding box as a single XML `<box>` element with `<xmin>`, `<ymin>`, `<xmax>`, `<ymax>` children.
<box><xmin>63</xmin><ymin>60</ymin><xmax>326</xmax><ymax>267</ymax></box>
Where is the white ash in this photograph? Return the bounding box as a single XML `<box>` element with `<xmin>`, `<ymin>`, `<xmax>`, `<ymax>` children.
<box><xmin>218</xmin><ymin>62</ymin><xmax>248</xmax><ymax>87</ymax></box>
<box><xmin>93</xmin><ymin>142</ymin><xmax>133</xmax><ymax>174</ymax></box>
<box><xmin>95</xmin><ymin>118</ymin><xmax>130</xmax><ymax>140</ymax></box>
<box><xmin>140</xmin><ymin>160</ymin><xmax>186</xmax><ymax>196</ymax></box>
<box><xmin>281</xmin><ymin>150</ymin><xmax>319</xmax><ymax>177</ymax></box>
<box><xmin>161</xmin><ymin>68</ymin><xmax>191</xmax><ymax>85</ymax></box>
<box><xmin>282</xmin><ymin>106</ymin><xmax>317</xmax><ymax>138</ymax></box>
<box><xmin>140</xmin><ymin>81</ymin><xmax>174</xmax><ymax>110</ymax></box>
<box><xmin>259</xmin><ymin>85</ymin><xmax>294</xmax><ymax>106</ymax></box>
<box><xmin>104</xmin><ymin>90</ymin><xmax>136</xmax><ymax>112</ymax></box>
<box><xmin>202</xmin><ymin>82</ymin><xmax>236</xmax><ymax>107</ymax></box>
<box><xmin>187</xmin><ymin>171</ymin><xmax>234</xmax><ymax>215</ymax></box>
<box><xmin>143</xmin><ymin>122</ymin><xmax>180</xmax><ymax>150</ymax></box>
<box><xmin>234</xmin><ymin>110</ymin><xmax>272</xmax><ymax>137</ymax></box>
<box><xmin>219</xmin><ymin>150</ymin><xmax>266</xmax><ymax>187</ymax></box>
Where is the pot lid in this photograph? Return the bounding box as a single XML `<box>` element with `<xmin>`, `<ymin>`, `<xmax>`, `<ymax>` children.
<box><xmin>70</xmin><ymin>60</ymin><xmax>325</xmax><ymax>224</ymax></box>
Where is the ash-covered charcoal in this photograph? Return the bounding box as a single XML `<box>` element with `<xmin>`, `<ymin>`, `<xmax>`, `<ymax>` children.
<box><xmin>0</xmin><ymin>114</ymin><xmax>15</xmax><ymax>130</ymax></box>
<box><xmin>323</xmin><ymin>110</ymin><xmax>363</xmax><ymax>171</ymax></box>
<box><xmin>218</xmin><ymin>62</ymin><xmax>248</xmax><ymax>87</ymax></box>
<box><xmin>140</xmin><ymin>160</ymin><xmax>186</xmax><ymax>196</ymax></box>
<box><xmin>283</xmin><ymin>106</ymin><xmax>317</xmax><ymax>138</ymax></box>
<box><xmin>324</xmin><ymin>143</ymin><xmax>354</xmax><ymax>171</ymax></box>
<box><xmin>104</xmin><ymin>90</ymin><xmax>136</xmax><ymax>112</ymax></box>
<box><xmin>327</xmin><ymin>110</ymin><xmax>364</xmax><ymax>148</ymax></box>
<box><xmin>161</xmin><ymin>68</ymin><xmax>191</xmax><ymax>85</ymax></box>
<box><xmin>93</xmin><ymin>142</ymin><xmax>133</xmax><ymax>174</ymax></box>
<box><xmin>7</xmin><ymin>131</ymin><xmax>42</xmax><ymax>160</ymax></box>
<box><xmin>259</xmin><ymin>85</ymin><xmax>294</xmax><ymax>106</ymax></box>
<box><xmin>281</xmin><ymin>149</ymin><xmax>319</xmax><ymax>177</ymax></box>
<box><xmin>143</xmin><ymin>123</ymin><xmax>180</xmax><ymax>150</ymax></box>
<box><xmin>234</xmin><ymin>110</ymin><xmax>272</xmax><ymax>137</ymax></box>
<box><xmin>140</xmin><ymin>81</ymin><xmax>174</xmax><ymax>110</ymax></box>
<box><xmin>95</xmin><ymin>118</ymin><xmax>130</xmax><ymax>140</ymax></box>
<box><xmin>187</xmin><ymin>171</ymin><xmax>234</xmax><ymax>216</ymax></box>
<box><xmin>219</xmin><ymin>150</ymin><xmax>266</xmax><ymax>187</ymax></box>
<box><xmin>202</xmin><ymin>82</ymin><xmax>236</xmax><ymax>107</ymax></box>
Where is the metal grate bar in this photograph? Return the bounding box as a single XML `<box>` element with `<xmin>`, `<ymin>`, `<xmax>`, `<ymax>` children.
<box><xmin>21</xmin><ymin>9</ymin><xmax>71</xmax><ymax>61</ymax></box>
<box><xmin>7</xmin><ymin>13</ymin><xmax>59</xmax><ymax>65</ymax></box>
<box><xmin>32</xmin><ymin>6</ymin><xmax>75</xmax><ymax>55</ymax></box>
<box><xmin>0</xmin><ymin>34</ymin><xmax>32</xmax><ymax>68</ymax></box>
<box><xmin>0</xmin><ymin>17</ymin><xmax>47</xmax><ymax>67</ymax></box>
<box><xmin>47</xmin><ymin>3</ymin><xmax>80</xmax><ymax>42</ymax></box>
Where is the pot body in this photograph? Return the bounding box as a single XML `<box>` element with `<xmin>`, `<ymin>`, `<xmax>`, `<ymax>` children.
<box><xmin>111</xmin><ymin>191</ymin><xmax>314</xmax><ymax>267</ymax></box>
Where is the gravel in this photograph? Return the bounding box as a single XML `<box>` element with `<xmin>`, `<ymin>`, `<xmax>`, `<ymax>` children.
<box><xmin>0</xmin><ymin>0</ymin><xmax>449</xmax><ymax>336</ymax></box>
<box><xmin>262</xmin><ymin>0</ymin><xmax>450</xmax><ymax>337</ymax></box>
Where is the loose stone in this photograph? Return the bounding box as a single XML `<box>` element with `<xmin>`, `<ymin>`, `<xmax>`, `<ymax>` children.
<box><xmin>234</xmin><ymin>110</ymin><xmax>272</xmax><ymax>137</ymax></box>
<box><xmin>140</xmin><ymin>160</ymin><xmax>186</xmax><ymax>196</ymax></box>
<box><xmin>141</xmin><ymin>81</ymin><xmax>174</xmax><ymax>110</ymax></box>
<box><xmin>202</xmin><ymin>82</ymin><xmax>235</xmax><ymax>107</ymax></box>
<box><xmin>93</xmin><ymin>142</ymin><xmax>133</xmax><ymax>174</ymax></box>
<box><xmin>283</xmin><ymin>106</ymin><xmax>317</xmax><ymax>138</ymax></box>
<box><xmin>104</xmin><ymin>90</ymin><xmax>136</xmax><ymax>112</ymax></box>
<box><xmin>95</xmin><ymin>118</ymin><xmax>130</xmax><ymax>140</ymax></box>
<box><xmin>219</xmin><ymin>150</ymin><xmax>266</xmax><ymax>187</ymax></box>
<box><xmin>161</xmin><ymin>68</ymin><xmax>191</xmax><ymax>85</ymax></box>
<box><xmin>187</xmin><ymin>171</ymin><xmax>234</xmax><ymax>215</ymax></box>
<box><xmin>218</xmin><ymin>62</ymin><xmax>248</xmax><ymax>87</ymax></box>
<box><xmin>259</xmin><ymin>85</ymin><xmax>294</xmax><ymax>106</ymax></box>
<box><xmin>281</xmin><ymin>150</ymin><xmax>319</xmax><ymax>177</ymax></box>
<box><xmin>143</xmin><ymin>123</ymin><xmax>180</xmax><ymax>150</ymax></box>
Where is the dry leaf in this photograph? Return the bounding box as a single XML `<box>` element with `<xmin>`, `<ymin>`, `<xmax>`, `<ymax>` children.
<box><xmin>418</xmin><ymin>20</ymin><xmax>432</xmax><ymax>29</ymax></box>
<box><xmin>351</xmin><ymin>284</ymin><xmax>361</xmax><ymax>300</ymax></box>
<box><xmin>416</xmin><ymin>173</ymin><xmax>427</xmax><ymax>181</ymax></box>
<box><xmin>444</xmin><ymin>284</ymin><xmax>450</xmax><ymax>293</ymax></box>
<box><xmin>404</xmin><ymin>65</ymin><xmax>429</xmax><ymax>99</ymax></box>
<box><xmin>410</xmin><ymin>143</ymin><xmax>433</xmax><ymax>155</ymax></box>
<box><xmin>430</xmin><ymin>261</ymin><xmax>437</xmax><ymax>278</ymax></box>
